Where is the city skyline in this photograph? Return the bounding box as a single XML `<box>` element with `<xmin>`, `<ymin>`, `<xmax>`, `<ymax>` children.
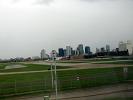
<box><xmin>0</xmin><ymin>0</ymin><xmax>133</xmax><ymax>58</ymax></box>
<box><xmin>1</xmin><ymin>40</ymin><xmax>133</xmax><ymax>60</ymax></box>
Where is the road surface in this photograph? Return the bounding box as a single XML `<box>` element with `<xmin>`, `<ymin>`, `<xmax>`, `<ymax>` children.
<box><xmin>5</xmin><ymin>83</ymin><xmax>133</xmax><ymax>100</ymax></box>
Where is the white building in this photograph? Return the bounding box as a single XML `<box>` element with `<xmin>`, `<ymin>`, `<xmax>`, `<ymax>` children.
<box><xmin>126</xmin><ymin>40</ymin><xmax>133</xmax><ymax>55</ymax></box>
<box><xmin>51</xmin><ymin>50</ymin><xmax>57</xmax><ymax>57</ymax></box>
<box><xmin>32</xmin><ymin>56</ymin><xmax>40</xmax><ymax>60</ymax></box>
<box><xmin>40</xmin><ymin>49</ymin><xmax>49</xmax><ymax>59</ymax></box>
<box><xmin>119</xmin><ymin>41</ymin><xmax>133</xmax><ymax>55</ymax></box>
<box><xmin>96</xmin><ymin>48</ymin><xmax>100</xmax><ymax>53</ymax></box>
<box><xmin>66</xmin><ymin>46</ymin><xmax>72</xmax><ymax>56</ymax></box>
<box><xmin>106</xmin><ymin>45</ymin><xmax>110</xmax><ymax>52</ymax></box>
<box><xmin>119</xmin><ymin>41</ymin><xmax>127</xmax><ymax>51</ymax></box>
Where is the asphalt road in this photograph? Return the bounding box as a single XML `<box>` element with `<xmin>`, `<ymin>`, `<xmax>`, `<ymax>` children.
<box><xmin>5</xmin><ymin>83</ymin><xmax>133</xmax><ymax>100</ymax></box>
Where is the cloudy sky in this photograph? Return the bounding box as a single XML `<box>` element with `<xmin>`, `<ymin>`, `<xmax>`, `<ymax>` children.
<box><xmin>0</xmin><ymin>0</ymin><xmax>133</xmax><ymax>59</ymax></box>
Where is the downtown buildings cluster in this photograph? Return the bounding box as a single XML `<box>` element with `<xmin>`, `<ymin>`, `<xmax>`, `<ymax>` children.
<box><xmin>1</xmin><ymin>40</ymin><xmax>133</xmax><ymax>62</ymax></box>
<box><xmin>40</xmin><ymin>40</ymin><xmax>133</xmax><ymax>60</ymax></box>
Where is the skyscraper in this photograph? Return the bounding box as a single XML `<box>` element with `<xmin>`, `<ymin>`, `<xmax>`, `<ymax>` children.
<box><xmin>77</xmin><ymin>44</ymin><xmax>84</xmax><ymax>55</ymax></box>
<box><xmin>51</xmin><ymin>50</ymin><xmax>57</xmax><ymax>58</ymax></box>
<box><xmin>58</xmin><ymin>48</ymin><xmax>64</xmax><ymax>57</ymax></box>
<box><xmin>40</xmin><ymin>49</ymin><xmax>48</xmax><ymax>60</ymax></box>
<box><xmin>119</xmin><ymin>41</ymin><xmax>127</xmax><ymax>51</ymax></box>
<box><xmin>71</xmin><ymin>50</ymin><xmax>76</xmax><ymax>56</ymax></box>
<box><xmin>96</xmin><ymin>48</ymin><xmax>100</xmax><ymax>53</ymax></box>
<box><xmin>106</xmin><ymin>45</ymin><xmax>110</xmax><ymax>52</ymax></box>
<box><xmin>101</xmin><ymin>47</ymin><xmax>105</xmax><ymax>53</ymax></box>
<box><xmin>118</xmin><ymin>41</ymin><xmax>133</xmax><ymax>55</ymax></box>
<box><xmin>63</xmin><ymin>49</ymin><xmax>66</xmax><ymax>57</ymax></box>
<box><xmin>66</xmin><ymin>46</ymin><xmax>72</xmax><ymax>56</ymax></box>
<box><xmin>85</xmin><ymin>46</ymin><xmax>91</xmax><ymax>54</ymax></box>
<box><xmin>76</xmin><ymin>49</ymin><xmax>80</xmax><ymax>55</ymax></box>
<box><xmin>126</xmin><ymin>40</ymin><xmax>133</xmax><ymax>55</ymax></box>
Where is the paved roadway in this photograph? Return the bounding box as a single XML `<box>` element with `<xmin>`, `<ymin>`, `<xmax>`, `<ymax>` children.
<box><xmin>5</xmin><ymin>83</ymin><xmax>133</xmax><ymax>100</ymax></box>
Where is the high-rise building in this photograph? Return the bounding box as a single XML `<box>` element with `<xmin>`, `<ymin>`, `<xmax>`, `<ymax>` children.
<box><xmin>40</xmin><ymin>49</ymin><xmax>48</xmax><ymax>59</ymax></box>
<box><xmin>126</xmin><ymin>40</ymin><xmax>133</xmax><ymax>55</ymax></box>
<box><xmin>119</xmin><ymin>41</ymin><xmax>127</xmax><ymax>51</ymax></box>
<box><xmin>58</xmin><ymin>48</ymin><xmax>64</xmax><ymax>57</ymax></box>
<box><xmin>63</xmin><ymin>49</ymin><xmax>66</xmax><ymax>57</ymax></box>
<box><xmin>96</xmin><ymin>48</ymin><xmax>100</xmax><ymax>53</ymax></box>
<box><xmin>106</xmin><ymin>45</ymin><xmax>110</xmax><ymax>52</ymax></box>
<box><xmin>51</xmin><ymin>50</ymin><xmax>57</xmax><ymax>58</ymax></box>
<box><xmin>76</xmin><ymin>50</ymin><xmax>80</xmax><ymax>55</ymax></box>
<box><xmin>71</xmin><ymin>50</ymin><xmax>76</xmax><ymax>56</ymax></box>
<box><xmin>66</xmin><ymin>46</ymin><xmax>72</xmax><ymax>56</ymax></box>
<box><xmin>85</xmin><ymin>46</ymin><xmax>91</xmax><ymax>54</ymax></box>
<box><xmin>70</xmin><ymin>48</ymin><xmax>75</xmax><ymax>56</ymax></box>
<box><xmin>101</xmin><ymin>47</ymin><xmax>105</xmax><ymax>53</ymax></box>
<box><xmin>119</xmin><ymin>41</ymin><xmax>133</xmax><ymax>55</ymax></box>
<box><xmin>77</xmin><ymin>44</ymin><xmax>84</xmax><ymax>55</ymax></box>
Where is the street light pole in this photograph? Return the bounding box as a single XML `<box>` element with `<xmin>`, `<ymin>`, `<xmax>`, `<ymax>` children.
<box><xmin>51</xmin><ymin>51</ymin><xmax>58</xmax><ymax>100</ymax></box>
<box><xmin>54</xmin><ymin>59</ymin><xmax>58</xmax><ymax>100</ymax></box>
<box><xmin>51</xmin><ymin>60</ymin><xmax>54</xmax><ymax>89</ymax></box>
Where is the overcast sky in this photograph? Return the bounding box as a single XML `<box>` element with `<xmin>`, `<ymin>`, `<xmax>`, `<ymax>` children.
<box><xmin>0</xmin><ymin>0</ymin><xmax>133</xmax><ymax>59</ymax></box>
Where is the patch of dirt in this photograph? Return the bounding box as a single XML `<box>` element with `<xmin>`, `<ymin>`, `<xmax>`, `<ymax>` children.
<box><xmin>5</xmin><ymin>65</ymin><xmax>27</xmax><ymax>69</ymax></box>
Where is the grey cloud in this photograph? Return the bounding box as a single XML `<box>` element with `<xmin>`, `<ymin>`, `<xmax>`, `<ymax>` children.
<box><xmin>12</xmin><ymin>0</ymin><xmax>19</xmax><ymax>3</ymax></box>
<box><xmin>35</xmin><ymin>0</ymin><xmax>54</xmax><ymax>5</ymax></box>
<box><xmin>0</xmin><ymin>0</ymin><xmax>133</xmax><ymax>59</ymax></box>
<box><xmin>11</xmin><ymin>0</ymin><xmax>54</xmax><ymax>5</ymax></box>
<box><xmin>81</xmin><ymin>0</ymin><xmax>100</xmax><ymax>2</ymax></box>
<box><xmin>81</xmin><ymin>0</ymin><xmax>118</xmax><ymax>2</ymax></box>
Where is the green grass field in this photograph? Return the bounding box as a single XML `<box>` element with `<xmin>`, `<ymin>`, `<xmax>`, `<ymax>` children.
<box><xmin>0</xmin><ymin>63</ymin><xmax>70</xmax><ymax>73</ymax></box>
<box><xmin>57</xmin><ymin>59</ymin><xmax>133</xmax><ymax>64</ymax></box>
<box><xmin>57</xmin><ymin>61</ymin><xmax>87</xmax><ymax>63</ymax></box>
<box><xmin>94</xmin><ymin>60</ymin><xmax>133</xmax><ymax>65</ymax></box>
<box><xmin>0</xmin><ymin>66</ymin><xmax>133</xmax><ymax>98</ymax></box>
<box><xmin>57</xmin><ymin>59</ymin><xmax>116</xmax><ymax>63</ymax></box>
<box><xmin>0</xmin><ymin>63</ymin><xmax>13</xmax><ymax>69</ymax></box>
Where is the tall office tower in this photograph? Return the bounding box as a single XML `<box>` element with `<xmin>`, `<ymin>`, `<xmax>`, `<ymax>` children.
<box><xmin>63</xmin><ymin>49</ymin><xmax>66</xmax><ymax>57</ymax></box>
<box><xmin>119</xmin><ymin>41</ymin><xmax>127</xmax><ymax>51</ymax></box>
<box><xmin>77</xmin><ymin>44</ymin><xmax>84</xmax><ymax>55</ymax></box>
<box><xmin>58</xmin><ymin>48</ymin><xmax>64</xmax><ymax>57</ymax></box>
<box><xmin>51</xmin><ymin>50</ymin><xmax>57</xmax><ymax>58</ymax></box>
<box><xmin>70</xmin><ymin>48</ymin><xmax>75</xmax><ymax>56</ymax></box>
<box><xmin>101</xmin><ymin>47</ymin><xmax>105</xmax><ymax>53</ymax></box>
<box><xmin>66</xmin><ymin>46</ymin><xmax>72</xmax><ymax>56</ymax></box>
<box><xmin>96</xmin><ymin>48</ymin><xmax>100</xmax><ymax>53</ymax></box>
<box><xmin>72</xmin><ymin>50</ymin><xmax>76</xmax><ymax>56</ymax></box>
<box><xmin>40</xmin><ymin>49</ymin><xmax>48</xmax><ymax>59</ymax></box>
<box><xmin>119</xmin><ymin>40</ymin><xmax>133</xmax><ymax>55</ymax></box>
<box><xmin>126</xmin><ymin>40</ymin><xmax>133</xmax><ymax>55</ymax></box>
<box><xmin>76</xmin><ymin>49</ymin><xmax>80</xmax><ymax>55</ymax></box>
<box><xmin>106</xmin><ymin>45</ymin><xmax>110</xmax><ymax>52</ymax></box>
<box><xmin>85</xmin><ymin>46</ymin><xmax>91</xmax><ymax>54</ymax></box>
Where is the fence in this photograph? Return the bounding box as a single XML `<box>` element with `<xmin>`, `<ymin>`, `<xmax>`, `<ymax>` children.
<box><xmin>0</xmin><ymin>67</ymin><xmax>133</xmax><ymax>98</ymax></box>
